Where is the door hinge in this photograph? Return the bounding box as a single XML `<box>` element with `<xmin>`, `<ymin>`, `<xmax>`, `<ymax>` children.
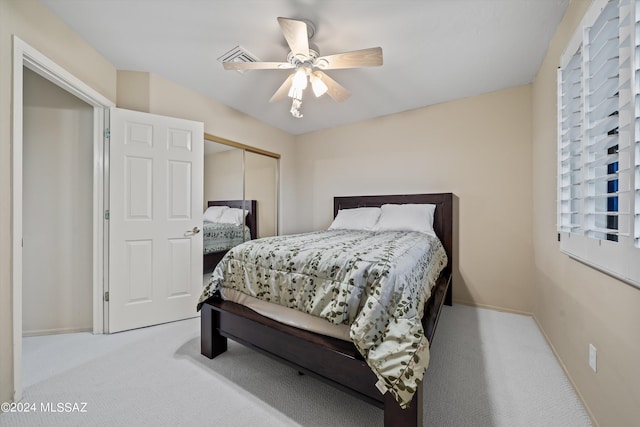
<box><xmin>104</xmin><ymin>128</ymin><xmax>110</xmax><ymax>140</ymax></box>
<box><xmin>104</xmin><ymin>210</ymin><xmax>110</xmax><ymax>220</ymax></box>
<box><xmin>104</xmin><ymin>291</ymin><xmax>109</xmax><ymax>302</ymax></box>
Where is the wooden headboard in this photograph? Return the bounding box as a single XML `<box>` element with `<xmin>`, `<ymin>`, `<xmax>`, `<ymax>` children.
<box><xmin>334</xmin><ymin>193</ymin><xmax>453</xmax><ymax>276</ymax></box>
<box><xmin>207</xmin><ymin>199</ymin><xmax>258</xmax><ymax>239</ymax></box>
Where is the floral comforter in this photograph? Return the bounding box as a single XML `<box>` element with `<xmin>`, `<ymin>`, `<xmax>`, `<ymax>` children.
<box><xmin>197</xmin><ymin>229</ymin><xmax>448</xmax><ymax>408</ymax></box>
<box><xmin>203</xmin><ymin>222</ymin><xmax>250</xmax><ymax>254</ymax></box>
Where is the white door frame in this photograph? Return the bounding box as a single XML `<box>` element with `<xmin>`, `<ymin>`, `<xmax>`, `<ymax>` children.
<box><xmin>11</xmin><ymin>36</ymin><xmax>115</xmax><ymax>402</ymax></box>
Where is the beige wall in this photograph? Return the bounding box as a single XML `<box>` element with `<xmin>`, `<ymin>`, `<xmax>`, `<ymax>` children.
<box><xmin>532</xmin><ymin>1</ymin><xmax>640</xmax><ymax>425</ymax></box>
<box><xmin>294</xmin><ymin>85</ymin><xmax>534</xmax><ymax>313</ymax></box>
<box><xmin>22</xmin><ymin>69</ymin><xmax>94</xmax><ymax>335</ymax></box>
<box><xmin>116</xmin><ymin>70</ymin><xmax>150</xmax><ymax>113</ymax></box>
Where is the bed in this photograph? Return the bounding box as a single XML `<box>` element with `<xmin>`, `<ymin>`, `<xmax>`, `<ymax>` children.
<box><xmin>199</xmin><ymin>193</ymin><xmax>453</xmax><ymax>426</ymax></box>
<box><xmin>203</xmin><ymin>200</ymin><xmax>257</xmax><ymax>272</ymax></box>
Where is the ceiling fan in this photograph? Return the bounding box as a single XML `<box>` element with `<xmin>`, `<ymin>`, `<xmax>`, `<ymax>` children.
<box><xmin>222</xmin><ymin>17</ymin><xmax>383</xmax><ymax>118</ymax></box>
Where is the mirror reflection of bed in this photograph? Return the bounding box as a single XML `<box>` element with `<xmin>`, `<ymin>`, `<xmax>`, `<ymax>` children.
<box><xmin>202</xmin><ymin>134</ymin><xmax>279</xmax><ymax>282</ymax></box>
<box><xmin>203</xmin><ymin>200</ymin><xmax>257</xmax><ymax>275</ymax></box>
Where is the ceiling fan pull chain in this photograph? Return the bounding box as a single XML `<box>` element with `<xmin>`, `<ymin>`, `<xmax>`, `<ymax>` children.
<box><xmin>290</xmin><ymin>98</ymin><xmax>303</xmax><ymax>118</ymax></box>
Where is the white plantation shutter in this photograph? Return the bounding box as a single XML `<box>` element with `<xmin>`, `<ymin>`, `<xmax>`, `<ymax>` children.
<box><xmin>558</xmin><ymin>48</ymin><xmax>583</xmax><ymax>234</ymax></box>
<box><xmin>558</xmin><ymin>0</ymin><xmax>640</xmax><ymax>288</ymax></box>
<box><xmin>584</xmin><ymin>0</ymin><xmax>632</xmax><ymax>241</ymax></box>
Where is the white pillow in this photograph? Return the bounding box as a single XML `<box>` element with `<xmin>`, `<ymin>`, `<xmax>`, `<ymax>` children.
<box><xmin>328</xmin><ymin>207</ymin><xmax>381</xmax><ymax>231</ymax></box>
<box><xmin>373</xmin><ymin>203</ymin><xmax>436</xmax><ymax>236</ymax></box>
<box><xmin>203</xmin><ymin>205</ymin><xmax>229</xmax><ymax>223</ymax></box>
<box><xmin>218</xmin><ymin>207</ymin><xmax>247</xmax><ymax>226</ymax></box>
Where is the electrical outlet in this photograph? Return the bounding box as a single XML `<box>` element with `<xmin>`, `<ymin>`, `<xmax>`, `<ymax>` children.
<box><xmin>589</xmin><ymin>343</ymin><xmax>597</xmax><ymax>372</ymax></box>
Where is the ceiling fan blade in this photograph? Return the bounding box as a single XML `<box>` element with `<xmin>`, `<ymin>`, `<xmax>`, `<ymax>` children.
<box><xmin>315</xmin><ymin>71</ymin><xmax>351</xmax><ymax>102</ymax></box>
<box><xmin>269</xmin><ymin>74</ymin><xmax>295</xmax><ymax>103</ymax></box>
<box><xmin>223</xmin><ymin>61</ymin><xmax>294</xmax><ymax>70</ymax></box>
<box><xmin>315</xmin><ymin>47</ymin><xmax>383</xmax><ymax>70</ymax></box>
<box><xmin>277</xmin><ymin>17</ymin><xmax>309</xmax><ymax>59</ymax></box>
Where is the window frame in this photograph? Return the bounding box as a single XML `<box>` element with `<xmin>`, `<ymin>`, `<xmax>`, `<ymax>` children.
<box><xmin>557</xmin><ymin>0</ymin><xmax>640</xmax><ymax>289</ymax></box>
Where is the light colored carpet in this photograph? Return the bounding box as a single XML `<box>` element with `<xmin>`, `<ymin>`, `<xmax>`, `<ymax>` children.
<box><xmin>1</xmin><ymin>304</ymin><xmax>591</xmax><ymax>426</ymax></box>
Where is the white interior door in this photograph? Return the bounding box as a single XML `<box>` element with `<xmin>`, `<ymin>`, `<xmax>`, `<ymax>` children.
<box><xmin>108</xmin><ymin>108</ymin><xmax>203</xmax><ymax>333</ymax></box>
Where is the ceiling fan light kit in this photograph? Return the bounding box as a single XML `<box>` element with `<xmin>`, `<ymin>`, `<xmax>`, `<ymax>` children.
<box><xmin>222</xmin><ymin>17</ymin><xmax>383</xmax><ymax>118</ymax></box>
<box><xmin>310</xmin><ymin>71</ymin><xmax>328</xmax><ymax>97</ymax></box>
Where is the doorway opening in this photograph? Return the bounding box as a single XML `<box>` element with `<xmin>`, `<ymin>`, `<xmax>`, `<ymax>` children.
<box><xmin>22</xmin><ymin>68</ymin><xmax>94</xmax><ymax>336</ymax></box>
<box><xmin>11</xmin><ymin>36</ymin><xmax>114</xmax><ymax>402</ymax></box>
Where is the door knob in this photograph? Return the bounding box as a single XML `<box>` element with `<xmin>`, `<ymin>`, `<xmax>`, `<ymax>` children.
<box><xmin>185</xmin><ymin>226</ymin><xmax>200</xmax><ymax>236</ymax></box>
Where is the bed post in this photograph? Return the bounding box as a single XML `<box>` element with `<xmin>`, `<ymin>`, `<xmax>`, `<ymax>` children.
<box><xmin>383</xmin><ymin>385</ymin><xmax>423</xmax><ymax>427</ymax></box>
<box><xmin>201</xmin><ymin>302</ymin><xmax>227</xmax><ymax>358</ymax></box>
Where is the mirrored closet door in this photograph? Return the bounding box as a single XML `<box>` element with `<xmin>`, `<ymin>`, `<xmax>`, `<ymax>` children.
<box><xmin>202</xmin><ymin>134</ymin><xmax>279</xmax><ymax>273</ymax></box>
<box><xmin>245</xmin><ymin>150</ymin><xmax>278</xmax><ymax>239</ymax></box>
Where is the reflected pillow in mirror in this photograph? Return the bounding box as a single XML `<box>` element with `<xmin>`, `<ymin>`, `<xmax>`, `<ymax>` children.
<box><xmin>328</xmin><ymin>207</ymin><xmax>381</xmax><ymax>231</ymax></box>
<box><xmin>203</xmin><ymin>206</ymin><xmax>229</xmax><ymax>223</ymax></box>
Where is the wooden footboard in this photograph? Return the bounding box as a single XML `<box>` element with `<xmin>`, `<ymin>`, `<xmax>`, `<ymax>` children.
<box><xmin>201</xmin><ymin>271</ymin><xmax>451</xmax><ymax>426</ymax></box>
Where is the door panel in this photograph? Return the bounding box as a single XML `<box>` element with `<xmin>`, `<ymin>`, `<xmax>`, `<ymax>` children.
<box><xmin>168</xmin><ymin>160</ymin><xmax>192</xmax><ymax>218</ymax></box>
<box><xmin>109</xmin><ymin>108</ymin><xmax>203</xmax><ymax>332</ymax></box>
<box><xmin>125</xmin><ymin>156</ymin><xmax>153</xmax><ymax>219</ymax></box>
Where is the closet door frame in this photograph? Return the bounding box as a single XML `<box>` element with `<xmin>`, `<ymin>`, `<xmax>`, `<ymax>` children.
<box><xmin>11</xmin><ymin>36</ymin><xmax>115</xmax><ymax>402</ymax></box>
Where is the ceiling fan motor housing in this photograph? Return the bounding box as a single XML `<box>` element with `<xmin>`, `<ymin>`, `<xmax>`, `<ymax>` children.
<box><xmin>300</xmin><ymin>18</ymin><xmax>316</xmax><ymax>39</ymax></box>
<box><xmin>287</xmin><ymin>48</ymin><xmax>319</xmax><ymax>68</ymax></box>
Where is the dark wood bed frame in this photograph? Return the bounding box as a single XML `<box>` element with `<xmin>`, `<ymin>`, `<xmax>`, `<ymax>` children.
<box><xmin>201</xmin><ymin>193</ymin><xmax>453</xmax><ymax>426</ymax></box>
<box><xmin>203</xmin><ymin>199</ymin><xmax>257</xmax><ymax>272</ymax></box>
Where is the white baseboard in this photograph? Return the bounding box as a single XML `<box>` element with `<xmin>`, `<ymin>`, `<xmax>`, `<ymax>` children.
<box><xmin>23</xmin><ymin>326</ymin><xmax>93</xmax><ymax>337</ymax></box>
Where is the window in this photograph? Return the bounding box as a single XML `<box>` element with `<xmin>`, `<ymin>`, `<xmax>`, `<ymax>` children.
<box><xmin>558</xmin><ymin>0</ymin><xmax>640</xmax><ymax>288</ymax></box>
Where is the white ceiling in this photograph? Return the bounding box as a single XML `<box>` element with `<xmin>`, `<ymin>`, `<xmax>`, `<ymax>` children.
<box><xmin>40</xmin><ymin>0</ymin><xmax>569</xmax><ymax>135</ymax></box>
